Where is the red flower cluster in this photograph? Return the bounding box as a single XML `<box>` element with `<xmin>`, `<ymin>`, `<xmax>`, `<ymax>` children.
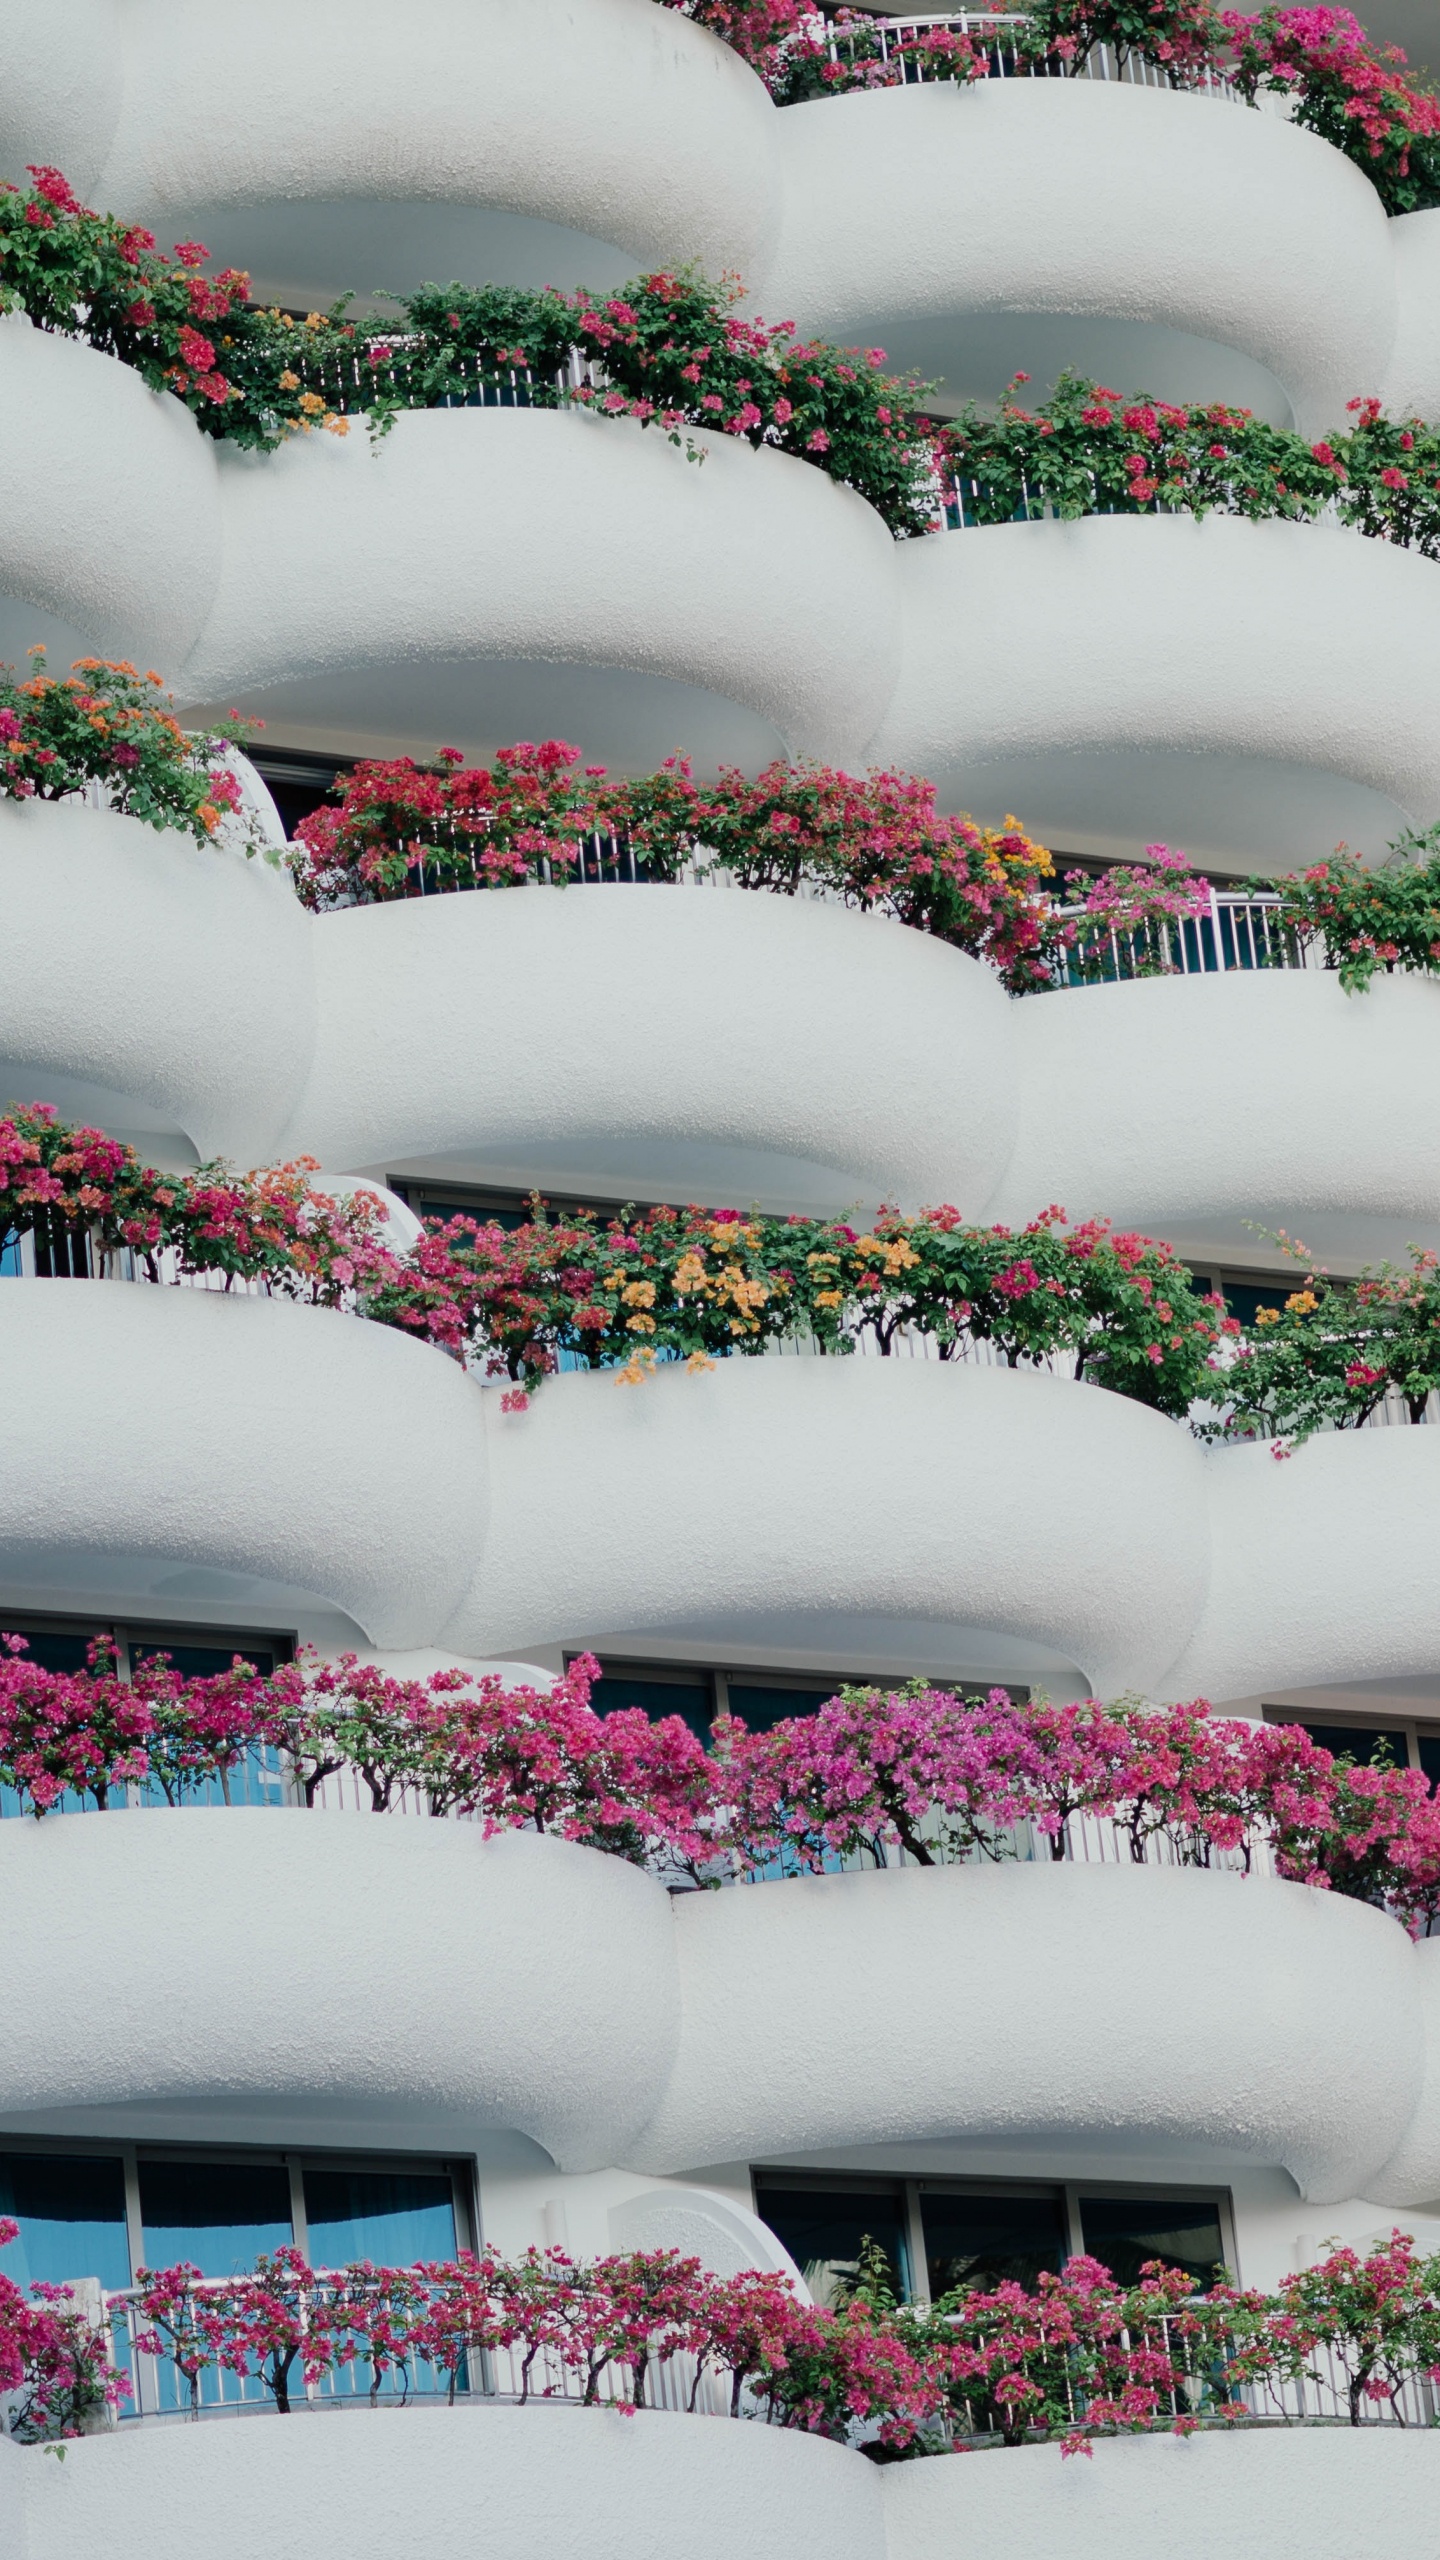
<box><xmin>0</xmin><ymin>2216</ymin><xmax>127</xmax><ymax>2440</ymax></box>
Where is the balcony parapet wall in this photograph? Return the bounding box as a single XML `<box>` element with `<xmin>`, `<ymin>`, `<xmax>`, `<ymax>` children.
<box><xmin>12</xmin><ymin>1293</ymin><xmax>1440</xmax><ymax>1713</ymax></box>
<box><xmin>9</xmin><ymin>801</ymin><xmax>1440</xmax><ymax>1240</ymax></box>
<box><xmin>7</xmin><ymin>2400</ymin><xmax>1440</xmax><ymax>2560</ymax></box>
<box><xmin>2</xmin><ymin>1825</ymin><xmax>1440</xmax><ymax>2203</ymax></box>
<box><xmin>0</xmin><ymin>7</ymin><xmax>1425</xmax><ymax>433</ymax></box>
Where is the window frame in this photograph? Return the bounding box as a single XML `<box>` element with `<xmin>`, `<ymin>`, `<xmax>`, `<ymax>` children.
<box><xmin>750</xmin><ymin>2165</ymin><xmax>1238</xmax><ymax>2306</ymax></box>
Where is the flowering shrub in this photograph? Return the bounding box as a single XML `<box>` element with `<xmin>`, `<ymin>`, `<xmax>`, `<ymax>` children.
<box><xmin>1017</xmin><ymin>0</ymin><xmax>1227</xmax><ymax>74</ymax></box>
<box><xmin>1255</xmin><ymin>828</ymin><xmax>1440</xmax><ymax>990</ymax></box>
<box><xmin>0</xmin><ymin>168</ymin><xmax>355</xmax><ymax>448</ymax></box>
<box><xmin>1062</xmin><ymin>844</ymin><xmax>1213</xmax><ymax>980</ymax></box>
<box><xmin>1226</xmin><ymin>8</ymin><xmax>1440</xmax><ymax>213</ymax></box>
<box><xmin>0</xmin><ymin>652</ymin><xmax>268</xmax><ymax>856</ymax></box>
<box><xmin>1213</xmin><ymin>1238</ymin><xmax>1440</xmax><ymax>1450</ymax></box>
<box><xmin>8</xmin><ymin>1643</ymin><xmax>1440</xmax><ymax>1929</ymax></box>
<box><xmin>768</xmin><ymin>12</ymin><xmax>989</xmax><ymax>104</ymax></box>
<box><xmin>0</xmin><ymin>2219</ymin><xmax>127</xmax><ymax>2441</ymax></box>
<box><xmin>938</xmin><ymin>368</ymin><xmax>1440</xmax><ymax>550</ymax></box>
<box><xmin>114</xmin><ymin>2232</ymin><xmax>1440</xmax><ymax>2447</ymax></box>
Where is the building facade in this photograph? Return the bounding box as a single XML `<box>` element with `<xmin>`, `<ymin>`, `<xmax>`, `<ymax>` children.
<box><xmin>2</xmin><ymin>4</ymin><xmax>1440</xmax><ymax>2552</ymax></box>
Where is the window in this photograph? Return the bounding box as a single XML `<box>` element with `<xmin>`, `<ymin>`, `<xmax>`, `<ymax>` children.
<box><xmin>1266</xmin><ymin>1708</ymin><xmax>1440</xmax><ymax>1784</ymax></box>
<box><xmin>1077</xmin><ymin>2194</ymin><xmax>1226</xmax><ymax>2290</ymax></box>
<box><xmin>753</xmin><ymin>2172</ymin><xmax>1233</xmax><ymax>2305</ymax></box>
<box><xmin>138</xmin><ymin>2157</ymin><xmax>293</xmax><ymax>2279</ymax></box>
<box><xmin>572</xmin><ymin>1659</ymin><xmax>1032</xmax><ymax>1746</ymax></box>
<box><xmin>303</xmin><ymin>2166</ymin><xmax>457</xmax><ymax>2272</ymax></box>
<box><xmin>920</xmin><ymin>2185</ymin><xmax>1067</xmax><ymax>2298</ymax></box>
<box><xmin>752</xmin><ymin>2173</ymin><xmax>911</xmax><ymax>2309</ymax></box>
<box><xmin>0</xmin><ymin>2152</ymin><xmax>131</xmax><ymax>2293</ymax></box>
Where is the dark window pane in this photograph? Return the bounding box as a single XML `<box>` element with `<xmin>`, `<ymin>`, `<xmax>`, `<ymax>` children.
<box><xmin>139</xmin><ymin>2158</ymin><xmax>291</xmax><ymax>2277</ymax></box>
<box><xmin>0</xmin><ymin>2153</ymin><xmax>131</xmax><ymax>2291</ymax></box>
<box><xmin>590</xmin><ymin>1670</ymin><xmax>715</xmax><ymax>1742</ymax></box>
<box><xmin>1223</xmin><ymin>1280</ymin><xmax>1291</xmax><ymax>1327</ymax></box>
<box><xmin>753</xmin><ymin>2180</ymin><xmax>909</xmax><ymax>2309</ymax></box>
<box><xmin>0</xmin><ymin>1629</ymin><xmax>106</xmax><ymax>1674</ymax></box>
<box><xmin>1079</xmin><ymin>2195</ymin><xmax>1226</xmax><ymax>2290</ymax></box>
<box><xmin>727</xmin><ymin>1685</ymin><xmax>836</xmax><ymax>1731</ymax></box>
<box><xmin>1418</xmin><ymin>1736</ymin><xmax>1440</xmax><ymax>1788</ymax></box>
<box><xmin>922</xmin><ymin>2189</ymin><xmax>1066</xmax><ymax>2301</ymax></box>
<box><xmin>1297</xmin><ymin>1722</ymin><xmax>1410</xmax><ymax>1771</ymax></box>
<box><xmin>304</xmin><ymin>2168</ymin><xmax>457</xmax><ymax>2272</ymax></box>
<box><xmin>132</xmin><ymin>1643</ymin><xmax>274</xmax><ymax>1679</ymax></box>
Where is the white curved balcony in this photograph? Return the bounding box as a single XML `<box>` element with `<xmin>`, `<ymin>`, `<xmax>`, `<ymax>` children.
<box><xmin>0</xmin><ymin>0</ymin><xmax>779</xmax><ymax>307</ymax></box>
<box><xmin>14</xmin><ymin>1282</ymin><xmax>1440</xmax><ymax>1702</ymax></box>
<box><xmin>3</xmin><ymin>0</ymin><xmax>1425</xmax><ymax>438</ymax></box>
<box><xmin>0</xmin><ymin>318</ymin><xmax>220</xmax><ymax>675</ymax></box>
<box><xmin>10</xmin><ymin>799</ymin><xmax>1440</xmax><ymax>1261</ymax></box>
<box><xmin>10</xmin><ymin>2403</ymin><xmax>880</xmax><ymax>2560</ymax></box>
<box><xmin>627</xmin><ymin>1862</ymin><xmax>1422</xmax><ymax>2202</ymax></box>
<box><xmin>282</xmin><ymin>882</ymin><xmax>1019</xmax><ymax>1214</ymax></box>
<box><xmin>0</xmin><ymin>1814</ymin><xmax>676</xmax><ymax>2169</ymax></box>
<box><xmin>0</xmin><ymin>1285</ymin><xmax>486</xmax><ymax>1649</ymax></box>
<box><xmin>175</xmin><ymin>406</ymin><xmax>903</xmax><ymax>776</ymax></box>
<box><xmin>869</xmin><ymin>513</ymin><xmax>1440</xmax><ymax>872</ymax></box>
<box><xmin>457</xmin><ymin>1357</ymin><xmax>1213</xmax><ymax>1695</ymax></box>
<box><xmin>1379</xmin><ymin>208</ymin><xmax>1440</xmax><ymax>421</ymax></box>
<box><xmin>7</xmin><ymin>1809</ymin><xmax>1440</xmax><ymax>2210</ymax></box>
<box><xmin>0</xmin><ymin>798</ymin><xmax>314</xmax><ymax>1165</ymax></box>
<box><xmin>761</xmin><ymin>82</ymin><xmax>1395</xmax><ymax>431</ymax></box>
<box><xmin>10</xmin><ymin>2398</ymin><xmax>1440</xmax><ymax>2560</ymax></box>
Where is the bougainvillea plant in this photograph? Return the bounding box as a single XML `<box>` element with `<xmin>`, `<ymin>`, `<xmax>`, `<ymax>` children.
<box><xmin>0</xmin><ymin>653</ymin><xmax>268</xmax><ymax>854</ymax></box>
<box><xmin>1225</xmin><ymin>7</ymin><xmax>1440</xmax><ymax>213</ymax></box>
<box><xmin>113</xmin><ymin>2232</ymin><xmax>1440</xmax><ymax>2446</ymax></box>
<box><xmin>1253</xmin><ymin>828</ymin><xmax>1440</xmax><ymax>991</ymax></box>
<box><xmin>0</xmin><ymin>2218</ymin><xmax>128</xmax><ymax>2441</ymax></box>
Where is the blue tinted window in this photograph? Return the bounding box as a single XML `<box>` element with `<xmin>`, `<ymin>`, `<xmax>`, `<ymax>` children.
<box><xmin>590</xmin><ymin>1670</ymin><xmax>714</xmax><ymax>1741</ymax></box>
<box><xmin>303</xmin><ymin>2168</ymin><xmax>457</xmax><ymax>2272</ymax></box>
<box><xmin>753</xmin><ymin>2180</ymin><xmax>909</xmax><ymax>2309</ymax></box>
<box><xmin>727</xmin><ymin>1684</ymin><xmax>835</xmax><ymax>1731</ymax></box>
<box><xmin>0</xmin><ymin>2153</ymin><xmax>131</xmax><ymax>2291</ymax></box>
<box><xmin>138</xmin><ymin>2158</ymin><xmax>291</xmax><ymax>2276</ymax></box>
<box><xmin>1299</xmin><ymin>1722</ymin><xmax>1410</xmax><ymax>1770</ymax></box>
<box><xmin>1079</xmin><ymin>2195</ymin><xmax>1226</xmax><ymax>2289</ymax></box>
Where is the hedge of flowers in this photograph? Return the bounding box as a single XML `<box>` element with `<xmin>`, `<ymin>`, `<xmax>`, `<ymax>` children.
<box><xmin>0</xmin><ymin>2219</ymin><xmax>123</xmax><ymax>2442</ymax></box>
<box><xmin>0</xmin><ymin>173</ymin><xmax>938</xmax><ymax>536</ymax></box>
<box><xmin>1213</xmin><ymin>1238</ymin><xmax>1440</xmax><ymax>1445</ymax></box>
<box><xmin>59</xmin><ymin>2231</ymin><xmax>1440</xmax><ymax>2451</ymax></box>
<box><xmin>940</xmin><ymin>371</ymin><xmax>1440</xmax><ymax>554</ymax></box>
<box><xmin>672</xmin><ymin>2</ymin><xmax>1440</xmax><ymax>216</ymax></box>
<box><xmin>0</xmin><ymin>653</ymin><xmax>268</xmax><ymax>855</ymax></box>
<box><xmin>0</xmin><ymin>1106</ymin><xmax>1230</xmax><ymax>1409</ymax></box>
<box><xmin>6</xmin><ymin>1649</ymin><xmax>1439</xmax><ymax>1933</ymax></box>
<box><xmin>1256</xmin><ymin>827</ymin><xmax>1440</xmax><ymax>990</ymax></box>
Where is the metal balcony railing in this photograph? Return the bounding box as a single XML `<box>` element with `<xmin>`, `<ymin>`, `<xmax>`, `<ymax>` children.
<box><xmin>807</xmin><ymin>9</ymin><xmax>1247</xmax><ymax>100</ymax></box>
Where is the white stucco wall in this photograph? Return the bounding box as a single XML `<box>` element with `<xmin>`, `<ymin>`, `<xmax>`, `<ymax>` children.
<box><xmin>0</xmin><ymin>798</ymin><xmax>314</xmax><ymax>1162</ymax></box>
<box><xmin>868</xmin><ymin>515</ymin><xmax>1440</xmax><ymax>832</ymax></box>
<box><xmin>624</xmin><ymin>1862</ymin><xmax>1423</xmax><ymax>2202</ymax></box>
<box><xmin>0</xmin><ymin>1816</ymin><xmax>677</xmax><ymax>2171</ymax></box>
<box><xmin>13</xmin><ymin>2401</ymin><xmax>883</xmax><ymax>2560</ymax></box>
<box><xmin>452</xmin><ymin>1357</ymin><xmax>1213</xmax><ymax>1696</ymax></box>
<box><xmin>762</xmin><ymin>82</ymin><xmax>1394</xmax><ymax>433</ymax></box>
<box><xmin>281</xmin><ymin>883</ymin><xmax>1019</xmax><ymax>1212</ymax></box>
<box><xmin>0</xmin><ymin>1285</ymin><xmax>486</xmax><ymax>1649</ymax></box>
<box><xmin>886</xmin><ymin>2427</ymin><xmax>1440</xmax><ymax>2560</ymax></box>
<box><xmin>1379</xmin><ymin>208</ymin><xmax>1440</xmax><ymax>420</ymax></box>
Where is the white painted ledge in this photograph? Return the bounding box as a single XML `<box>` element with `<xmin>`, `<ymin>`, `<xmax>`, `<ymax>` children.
<box><xmin>886</xmin><ymin>2428</ymin><xmax>1440</xmax><ymax>2560</ymax></box>
<box><xmin>12</xmin><ymin>801</ymin><xmax>1440</xmax><ymax>1247</ymax></box>
<box><xmin>280</xmin><ymin>882</ymin><xmax>1019</xmax><ymax>1213</ymax></box>
<box><xmin>868</xmin><ymin>515</ymin><xmax>1440</xmax><ymax>839</ymax></box>
<box><xmin>10</xmin><ymin>2404</ymin><xmax>881</xmax><ymax>2560</ymax></box>
<box><xmin>453</xmin><ymin>1357</ymin><xmax>1214</xmax><ymax>1696</ymax></box>
<box><xmin>9</xmin><ymin>2405</ymin><xmax>1440</xmax><ymax>2560</ymax></box>
<box><xmin>14</xmin><ymin>1292</ymin><xmax>1440</xmax><ymax>1713</ymax></box>
<box><xmin>624</xmin><ymin>1862</ymin><xmax>1423</xmax><ymax>2201</ymax></box>
<box><xmin>762</xmin><ymin>82</ymin><xmax>1394</xmax><ymax>433</ymax></box>
<box><xmin>0</xmin><ymin>1285</ymin><xmax>486</xmax><ymax>1650</ymax></box>
<box><xmin>0</xmin><ymin>798</ymin><xmax>314</xmax><ymax>1162</ymax></box>
<box><xmin>0</xmin><ymin>1816</ymin><xmax>676</xmax><ymax>2172</ymax></box>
